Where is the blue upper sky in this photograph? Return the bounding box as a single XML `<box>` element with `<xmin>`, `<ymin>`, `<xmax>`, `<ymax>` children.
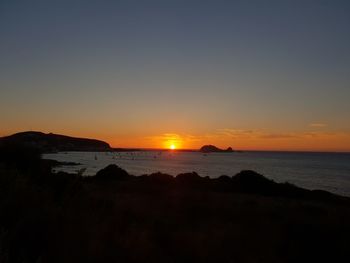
<box><xmin>1</xmin><ymin>0</ymin><xmax>350</xmax><ymax>150</ymax></box>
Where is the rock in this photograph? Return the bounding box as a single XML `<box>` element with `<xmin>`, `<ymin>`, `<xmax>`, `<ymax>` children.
<box><xmin>199</xmin><ymin>145</ymin><xmax>234</xmax><ymax>153</ymax></box>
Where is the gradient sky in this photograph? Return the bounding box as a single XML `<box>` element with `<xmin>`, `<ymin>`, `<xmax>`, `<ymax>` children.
<box><xmin>1</xmin><ymin>0</ymin><xmax>350</xmax><ymax>151</ymax></box>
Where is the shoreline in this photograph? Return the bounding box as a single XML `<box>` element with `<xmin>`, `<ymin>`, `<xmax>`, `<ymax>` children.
<box><xmin>43</xmin><ymin>150</ymin><xmax>350</xmax><ymax>197</ymax></box>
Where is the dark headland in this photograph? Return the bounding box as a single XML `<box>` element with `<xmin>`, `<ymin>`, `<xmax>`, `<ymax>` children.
<box><xmin>0</xmin><ymin>131</ymin><xmax>111</xmax><ymax>152</ymax></box>
<box><xmin>0</xmin><ymin>134</ymin><xmax>350</xmax><ymax>262</ymax></box>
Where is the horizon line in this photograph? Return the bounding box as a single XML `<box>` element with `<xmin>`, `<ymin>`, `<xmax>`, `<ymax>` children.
<box><xmin>112</xmin><ymin>147</ymin><xmax>350</xmax><ymax>154</ymax></box>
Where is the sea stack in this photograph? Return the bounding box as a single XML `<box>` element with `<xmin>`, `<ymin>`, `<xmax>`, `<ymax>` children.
<box><xmin>199</xmin><ymin>145</ymin><xmax>234</xmax><ymax>153</ymax></box>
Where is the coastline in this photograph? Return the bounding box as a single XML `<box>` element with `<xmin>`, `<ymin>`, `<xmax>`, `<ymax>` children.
<box><xmin>43</xmin><ymin>150</ymin><xmax>350</xmax><ymax>196</ymax></box>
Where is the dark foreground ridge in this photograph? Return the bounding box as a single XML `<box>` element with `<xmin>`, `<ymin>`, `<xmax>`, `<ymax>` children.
<box><xmin>0</xmin><ymin>131</ymin><xmax>111</xmax><ymax>152</ymax></box>
<box><xmin>1</xmin><ymin>146</ymin><xmax>350</xmax><ymax>262</ymax></box>
<box><xmin>94</xmin><ymin>165</ymin><xmax>346</xmax><ymax>202</ymax></box>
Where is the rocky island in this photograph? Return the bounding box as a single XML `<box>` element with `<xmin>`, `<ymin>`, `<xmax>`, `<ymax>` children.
<box><xmin>200</xmin><ymin>144</ymin><xmax>234</xmax><ymax>153</ymax></box>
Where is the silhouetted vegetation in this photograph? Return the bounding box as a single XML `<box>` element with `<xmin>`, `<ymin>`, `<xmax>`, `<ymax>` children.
<box><xmin>95</xmin><ymin>164</ymin><xmax>131</xmax><ymax>181</ymax></box>
<box><xmin>0</xmin><ymin>143</ymin><xmax>43</xmax><ymax>171</ymax></box>
<box><xmin>1</xmin><ymin>150</ymin><xmax>350</xmax><ymax>262</ymax></box>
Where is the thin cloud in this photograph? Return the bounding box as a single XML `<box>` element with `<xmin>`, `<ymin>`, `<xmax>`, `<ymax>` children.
<box><xmin>309</xmin><ymin>123</ymin><xmax>327</xmax><ymax>128</ymax></box>
<box><xmin>216</xmin><ymin>129</ymin><xmax>257</xmax><ymax>139</ymax></box>
<box><xmin>259</xmin><ymin>133</ymin><xmax>299</xmax><ymax>139</ymax></box>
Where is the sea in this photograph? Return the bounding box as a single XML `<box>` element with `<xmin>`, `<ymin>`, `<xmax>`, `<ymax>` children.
<box><xmin>43</xmin><ymin>151</ymin><xmax>350</xmax><ymax>196</ymax></box>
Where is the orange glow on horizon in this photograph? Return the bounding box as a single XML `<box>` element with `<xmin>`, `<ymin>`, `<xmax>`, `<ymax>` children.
<box><xmin>2</xmin><ymin>128</ymin><xmax>350</xmax><ymax>152</ymax></box>
<box><xmin>104</xmin><ymin>130</ymin><xmax>350</xmax><ymax>152</ymax></box>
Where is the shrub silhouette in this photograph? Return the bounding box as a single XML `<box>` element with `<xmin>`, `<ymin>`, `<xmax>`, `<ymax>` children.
<box><xmin>176</xmin><ymin>172</ymin><xmax>203</xmax><ymax>183</ymax></box>
<box><xmin>148</xmin><ymin>172</ymin><xmax>174</xmax><ymax>183</ymax></box>
<box><xmin>0</xmin><ymin>143</ymin><xmax>42</xmax><ymax>171</ymax></box>
<box><xmin>94</xmin><ymin>164</ymin><xmax>130</xmax><ymax>180</ymax></box>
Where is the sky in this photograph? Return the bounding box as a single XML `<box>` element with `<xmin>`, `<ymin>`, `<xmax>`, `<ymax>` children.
<box><xmin>1</xmin><ymin>0</ymin><xmax>350</xmax><ymax>151</ymax></box>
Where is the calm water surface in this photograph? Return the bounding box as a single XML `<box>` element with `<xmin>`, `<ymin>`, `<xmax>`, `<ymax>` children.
<box><xmin>43</xmin><ymin>151</ymin><xmax>350</xmax><ymax>196</ymax></box>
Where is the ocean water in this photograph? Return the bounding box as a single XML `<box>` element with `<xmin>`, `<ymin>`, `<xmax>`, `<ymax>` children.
<box><xmin>43</xmin><ymin>151</ymin><xmax>350</xmax><ymax>196</ymax></box>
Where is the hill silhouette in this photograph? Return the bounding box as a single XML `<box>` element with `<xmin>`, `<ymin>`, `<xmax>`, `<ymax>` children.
<box><xmin>0</xmin><ymin>131</ymin><xmax>111</xmax><ymax>152</ymax></box>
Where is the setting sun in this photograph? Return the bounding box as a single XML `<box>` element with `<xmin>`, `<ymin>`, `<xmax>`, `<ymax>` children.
<box><xmin>161</xmin><ymin>135</ymin><xmax>183</xmax><ymax>150</ymax></box>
